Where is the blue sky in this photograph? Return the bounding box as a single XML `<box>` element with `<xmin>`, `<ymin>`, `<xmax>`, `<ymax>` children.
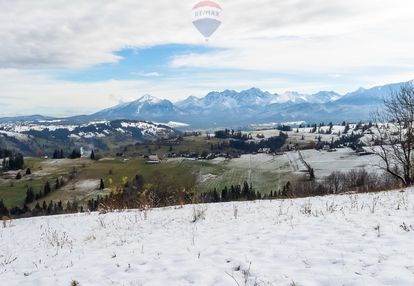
<box><xmin>58</xmin><ymin>45</ymin><xmax>222</xmax><ymax>82</ymax></box>
<box><xmin>0</xmin><ymin>0</ymin><xmax>414</xmax><ymax>116</ymax></box>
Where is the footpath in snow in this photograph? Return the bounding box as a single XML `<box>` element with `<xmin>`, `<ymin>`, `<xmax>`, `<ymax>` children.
<box><xmin>1</xmin><ymin>189</ymin><xmax>414</xmax><ymax>286</ymax></box>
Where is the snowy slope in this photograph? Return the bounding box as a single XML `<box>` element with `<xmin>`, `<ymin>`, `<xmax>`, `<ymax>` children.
<box><xmin>1</xmin><ymin>189</ymin><xmax>413</xmax><ymax>285</ymax></box>
<box><xmin>0</xmin><ymin>120</ymin><xmax>175</xmax><ymax>140</ymax></box>
<box><xmin>92</xmin><ymin>95</ymin><xmax>181</xmax><ymax>120</ymax></box>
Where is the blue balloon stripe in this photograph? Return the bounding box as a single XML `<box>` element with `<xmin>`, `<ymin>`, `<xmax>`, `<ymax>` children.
<box><xmin>193</xmin><ymin>18</ymin><xmax>222</xmax><ymax>38</ymax></box>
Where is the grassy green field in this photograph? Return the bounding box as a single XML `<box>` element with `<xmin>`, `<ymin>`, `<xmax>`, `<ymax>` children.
<box><xmin>0</xmin><ymin>157</ymin><xmax>94</xmax><ymax>208</ymax></box>
<box><xmin>179</xmin><ymin>153</ymin><xmax>294</xmax><ymax>194</ymax></box>
<box><xmin>0</xmin><ymin>134</ymin><xmax>298</xmax><ymax>208</ymax></box>
<box><xmin>119</xmin><ymin>135</ymin><xmax>224</xmax><ymax>158</ymax></box>
<box><xmin>0</xmin><ymin>157</ymin><xmax>199</xmax><ymax>208</ymax></box>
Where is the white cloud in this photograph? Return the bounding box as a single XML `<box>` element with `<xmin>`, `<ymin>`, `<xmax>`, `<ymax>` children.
<box><xmin>1</xmin><ymin>0</ymin><xmax>413</xmax><ymax>71</ymax></box>
<box><xmin>131</xmin><ymin>72</ymin><xmax>163</xmax><ymax>77</ymax></box>
<box><xmin>1</xmin><ymin>0</ymin><xmax>414</xmax><ymax>115</ymax></box>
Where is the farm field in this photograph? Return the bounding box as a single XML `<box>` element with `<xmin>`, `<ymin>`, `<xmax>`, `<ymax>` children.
<box><xmin>300</xmin><ymin>148</ymin><xmax>382</xmax><ymax>177</ymax></box>
<box><xmin>0</xmin><ymin>158</ymin><xmax>93</xmax><ymax>208</ymax></box>
<box><xmin>119</xmin><ymin>135</ymin><xmax>223</xmax><ymax>158</ymax></box>
<box><xmin>0</xmin><ymin>147</ymin><xmax>385</xmax><ymax>209</ymax></box>
<box><xmin>175</xmin><ymin>153</ymin><xmax>295</xmax><ymax>193</ymax></box>
<box><xmin>0</xmin><ymin>157</ymin><xmax>197</xmax><ymax>208</ymax></box>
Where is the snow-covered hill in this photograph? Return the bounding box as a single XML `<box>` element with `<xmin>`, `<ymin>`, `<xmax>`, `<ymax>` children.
<box><xmin>0</xmin><ymin>120</ymin><xmax>177</xmax><ymax>155</ymax></box>
<box><xmin>93</xmin><ymin>95</ymin><xmax>182</xmax><ymax>121</ymax></box>
<box><xmin>1</xmin><ymin>189</ymin><xmax>413</xmax><ymax>285</ymax></box>
<box><xmin>0</xmin><ymin>120</ymin><xmax>176</xmax><ymax>140</ymax></box>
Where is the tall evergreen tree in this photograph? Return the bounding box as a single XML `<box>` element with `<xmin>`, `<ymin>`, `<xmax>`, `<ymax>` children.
<box><xmin>44</xmin><ymin>181</ymin><xmax>51</xmax><ymax>196</ymax></box>
<box><xmin>0</xmin><ymin>199</ymin><xmax>9</xmax><ymax>216</ymax></box>
<box><xmin>99</xmin><ymin>178</ymin><xmax>105</xmax><ymax>190</ymax></box>
<box><xmin>25</xmin><ymin>187</ymin><xmax>35</xmax><ymax>204</ymax></box>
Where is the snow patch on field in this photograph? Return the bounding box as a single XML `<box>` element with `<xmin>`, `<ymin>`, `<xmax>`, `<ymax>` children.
<box><xmin>74</xmin><ymin>179</ymin><xmax>99</xmax><ymax>192</ymax></box>
<box><xmin>2</xmin><ymin>189</ymin><xmax>413</xmax><ymax>285</ymax></box>
<box><xmin>198</xmin><ymin>173</ymin><xmax>218</xmax><ymax>183</ymax></box>
<box><xmin>301</xmin><ymin>148</ymin><xmax>382</xmax><ymax>177</ymax></box>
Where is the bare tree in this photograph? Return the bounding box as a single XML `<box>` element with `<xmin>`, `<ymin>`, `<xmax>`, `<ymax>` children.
<box><xmin>371</xmin><ymin>84</ymin><xmax>414</xmax><ymax>186</ymax></box>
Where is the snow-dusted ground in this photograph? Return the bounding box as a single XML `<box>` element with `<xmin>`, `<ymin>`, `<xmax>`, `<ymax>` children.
<box><xmin>300</xmin><ymin>148</ymin><xmax>382</xmax><ymax>177</ymax></box>
<box><xmin>1</xmin><ymin>189</ymin><xmax>414</xmax><ymax>286</ymax></box>
<box><xmin>0</xmin><ymin>120</ymin><xmax>174</xmax><ymax>140</ymax></box>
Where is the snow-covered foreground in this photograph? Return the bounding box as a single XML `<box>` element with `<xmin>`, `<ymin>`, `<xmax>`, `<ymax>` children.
<box><xmin>1</xmin><ymin>189</ymin><xmax>414</xmax><ymax>286</ymax></box>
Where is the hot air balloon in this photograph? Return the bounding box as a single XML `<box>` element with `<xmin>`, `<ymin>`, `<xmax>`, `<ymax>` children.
<box><xmin>192</xmin><ymin>1</ymin><xmax>222</xmax><ymax>39</ymax></box>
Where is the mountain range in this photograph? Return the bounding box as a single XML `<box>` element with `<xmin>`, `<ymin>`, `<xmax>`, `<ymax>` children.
<box><xmin>1</xmin><ymin>80</ymin><xmax>413</xmax><ymax>128</ymax></box>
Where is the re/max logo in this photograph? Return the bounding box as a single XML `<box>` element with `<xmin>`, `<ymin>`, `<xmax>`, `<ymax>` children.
<box><xmin>194</xmin><ymin>10</ymin><xmax>221</xmax><ymax>17</ymax></box>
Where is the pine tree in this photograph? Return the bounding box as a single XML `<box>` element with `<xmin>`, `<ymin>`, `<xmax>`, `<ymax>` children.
<box><xmin>25</xmin><ymin>168</ymin><xmax>31</xmax><ymax>175</ymax></box>
<box><xmin>213</xmin><ymin>188</ymin><xmax>220</xmax><ymax>202</ymax></box>
<box><xmin>66</xmin><ymin>201</ymin><xmax>72</xmax><ymax>212</ymax></box>
<box><xmin>44</xmin><ymin>181</ymin><xmax>51</xmax><ymax>196</ymax></box>
<box><xmin>90</xmin><ymin>150</ymin><xmax>95</xmax><ymax>160</ymax></box>
<box><xmin>55</xmin><ymin>178</ymin><xmax>60</xmax><ymax>189</ymax></box>
<box><xmin>15</xmin><ymin>172</ymin><xmax>22</xmax><ymax>180</ymax></box>
<box><xmin>25</xmin><ymin>187</ymin><xmax>35</xmax><ymax>204</ymax></box>
<box><xmin>221</xmin><ymin>186</ymin><xmax>228</xmax><ymax>202</ymax></box>
<box><xmin>99</xmin><ymin>178</ymin><xmax>105</xmax><ymax>190</ymax></box>
<box><xmin>69</xmin><ymin>149</ymin><xmax>81</xmax><ymax>159</ymax></box>
<box><xmin>344</xmin><ymin>123</ymin><xmax>350</xmax><ymax>134</ymax></box>
<box><xmin>47</xmin><ymin>201</ymin><xmax>53</xmax><ymax>215</ymax></box>
<box><xmin>0</xmin><ymin>199</ymin><xmax>9</xmax><ymax>216</ymax></box>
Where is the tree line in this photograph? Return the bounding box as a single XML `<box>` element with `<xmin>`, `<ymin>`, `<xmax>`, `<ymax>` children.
<box><xmin>0</xmin><ymin>167</ymin><xmax>400</xmax><ymax>219</ymax></box>
<box><xmin>1</xmin><ymin>153</ymin><xmax>24</xmax><ymax>171</ymax></box>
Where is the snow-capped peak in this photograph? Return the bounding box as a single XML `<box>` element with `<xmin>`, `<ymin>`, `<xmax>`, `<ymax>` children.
<box><xmin>137</xmin><ymin>94</ymin><xmax>162</xmax><ymax>104</ymax></box>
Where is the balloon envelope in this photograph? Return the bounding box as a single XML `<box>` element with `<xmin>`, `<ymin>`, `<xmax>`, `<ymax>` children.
<box><xmin>192</xmin><ymin>1</ymin><xmax>222</xmax><ymax>39</ymax></box>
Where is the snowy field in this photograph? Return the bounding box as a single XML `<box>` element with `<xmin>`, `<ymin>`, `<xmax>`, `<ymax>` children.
<box><xmin>1</xmin><ymin>189</ymin><xmax>414</xmax><ymax>285</ymax></box>
<box><xmin>299</xmin><ymin>148</ymin><xmax>382</xmax><ymax>177</ymax></box>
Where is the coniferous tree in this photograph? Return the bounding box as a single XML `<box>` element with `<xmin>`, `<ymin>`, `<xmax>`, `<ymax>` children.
<box><xmin>25</xmin><ymin>168</ymin><xmax>31</xmax><ymax>175</ymax></box>
<box><xmin>0</xmin><ymin>199</ymin><xmax>9</xmax><ymax>217</ymax></box>
<box><xmin>213</xmin><ymin>188</ymin><xmax>220</xmax><ymax>202</ymax></box>
<box><xmin>69</xmin><ymin>149</ymin><xmax>81</xmax><ymax>159</ymax></box>
<box><xmin>90</xmin><ymin>150</ymin><xmax>95</xmax><ymax>160</ymax></box>
<box><xmin>221</xmin><ymin>186</ymin><xmax>228</xmax><ymax>202</ymax></box>
<box><xmin>43</xmin><ymin>181</ymin><xmax>51</xmax><ymax>196</ymax></box>
<box><xmin>25</xmin><ymin>187</ymin><xmax>35</xmax><ymax>204</ymax></box>
<box><xmin>99</xmin><ymin>178</ymin><xmax>105</xmax><ymax>190</ymax></box>
<box><xmin>55</xmin><ymin>178</ymin><xmax>60</xmax><ymax>189</ymax></box>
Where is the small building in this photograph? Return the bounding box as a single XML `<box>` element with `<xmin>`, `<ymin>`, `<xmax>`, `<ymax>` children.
<box><xmin>258</xmin><ymin>148</ymin><xmax>271</xmax><ymax>154</ymax></box>
<box><xmin>146</xmin><ymin>155</ymin><xmax>161</xmax><ymax>164</ymax></box>
<box><xmin>322</xmin><ymin>145</ymin><xmax>331</xmax><ymax>151</ymax></box>
<box><xmin>206</xmin><ymin>153</ymin><xmax>216</xmax><ymax>160</ymax></box>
